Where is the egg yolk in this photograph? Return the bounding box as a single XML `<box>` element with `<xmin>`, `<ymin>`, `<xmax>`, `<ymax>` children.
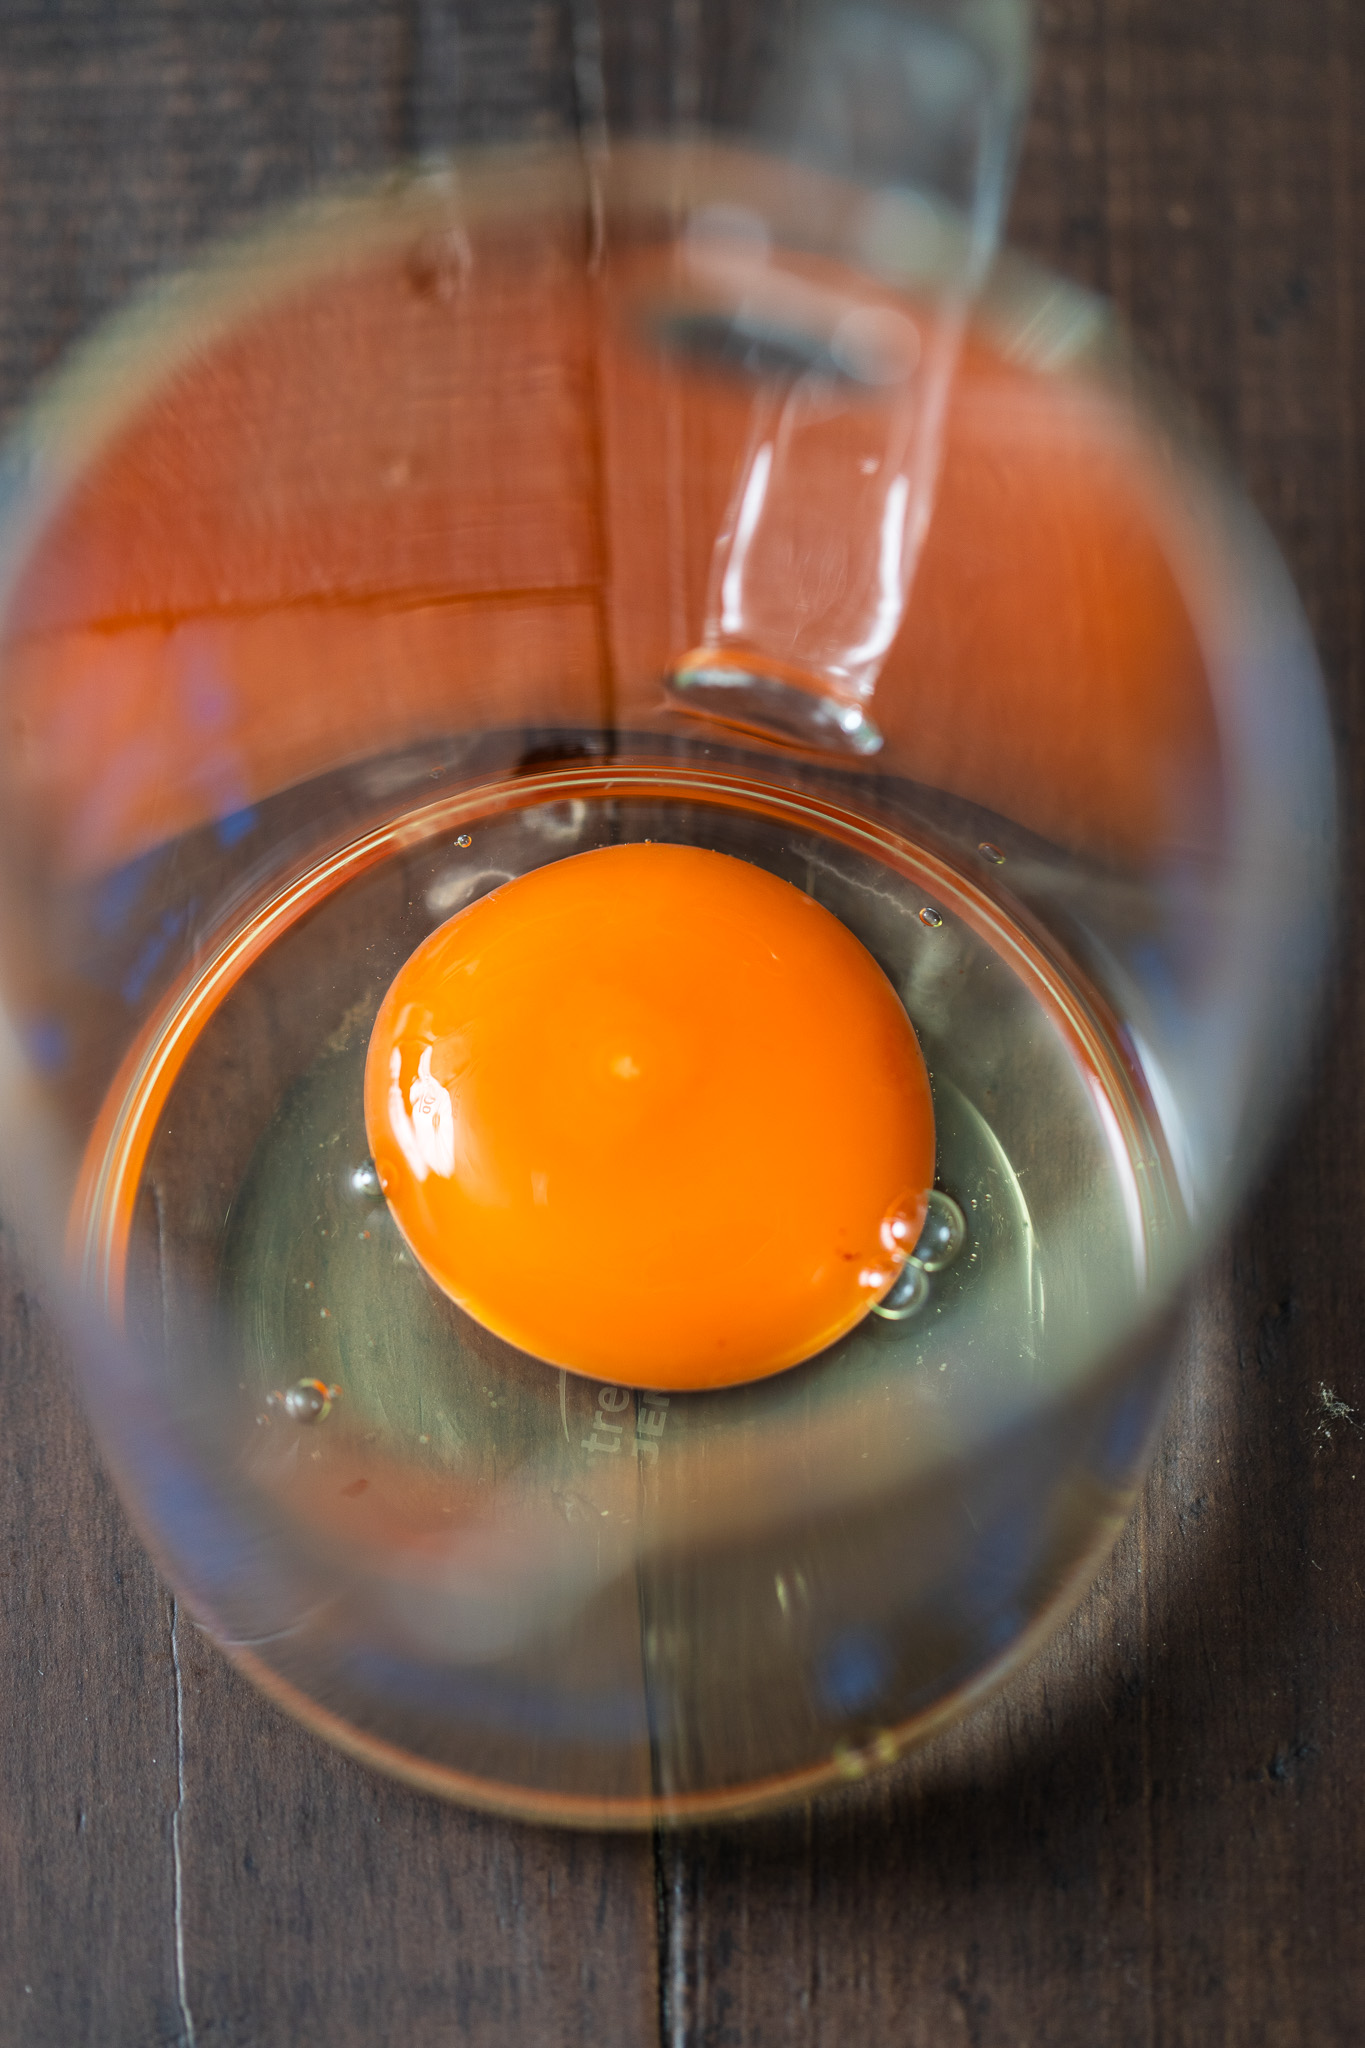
<box><xmin>363</xmin><ymin>841</ymin><xmax>935</xmax><ymax>1390</ymax></box>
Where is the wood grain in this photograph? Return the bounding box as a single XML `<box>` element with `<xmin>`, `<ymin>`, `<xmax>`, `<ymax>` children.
<box><xmin>0</xmin><ymin>2</ymin><xmax>1361</xmax><ymax>2044</ymax></box>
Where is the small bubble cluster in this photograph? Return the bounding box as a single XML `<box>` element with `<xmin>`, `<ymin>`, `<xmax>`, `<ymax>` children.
<box><xmin>871</xmin><ymin>1188</ymin><xmax>968</xmax><ymax>1323</ymax></box>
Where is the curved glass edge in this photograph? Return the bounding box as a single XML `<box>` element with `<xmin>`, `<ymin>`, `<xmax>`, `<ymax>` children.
<box><xmin>70</xmin><ymin>1263</ymin><xmax>1178</xmax><ymax>1829</ymax></box>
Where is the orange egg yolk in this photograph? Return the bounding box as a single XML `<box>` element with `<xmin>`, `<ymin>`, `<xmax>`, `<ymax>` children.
<box><xmin>363</xmin><ymin>841</ymin><xmax>935</xmax><ymax>1390</ymax></box>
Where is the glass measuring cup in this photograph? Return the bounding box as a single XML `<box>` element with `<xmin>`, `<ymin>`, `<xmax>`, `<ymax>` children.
<box><xmin>0</xmin><ymin>1</ymin><xmax>1333</xmax><ymax>1824</ymax></box>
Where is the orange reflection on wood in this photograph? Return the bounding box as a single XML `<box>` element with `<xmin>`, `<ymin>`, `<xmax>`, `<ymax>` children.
<box><xmin>0</xmin><ymin>222</ymin><xmax>1220</xmax><ymax>874</ymax></box>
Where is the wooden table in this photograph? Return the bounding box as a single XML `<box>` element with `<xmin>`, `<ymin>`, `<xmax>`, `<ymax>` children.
<box><xmin>1</xmin><ymin>3</ymin><xmax>1360</xmax><ymax>2041</ymax></box>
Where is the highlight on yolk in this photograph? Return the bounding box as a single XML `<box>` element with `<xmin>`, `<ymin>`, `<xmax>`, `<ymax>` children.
<box><xmin>363</xmin><ymin>841</ymin><xmax>935</xmax><ymax>1390</ymax></box>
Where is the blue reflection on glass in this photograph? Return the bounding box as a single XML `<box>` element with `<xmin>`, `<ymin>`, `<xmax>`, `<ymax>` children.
<box><xmin>24</xmin><ymin>1016</ymin><xmax>69</xmax><ymax>1073</ymax></box>
<box><xmin>819</xmin><ymin>1627</ymin><xmax>887</xmax><ymax>1712</ymax></box>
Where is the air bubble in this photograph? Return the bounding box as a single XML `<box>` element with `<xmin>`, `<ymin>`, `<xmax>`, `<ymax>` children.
<box><xmin>918</xmin><ymin>906</ymin><xmax>943</xmax><ymax>929</ymax></box>
<box><xmin>913</xmin><ymin>1189</ymin><xmax>967</xmax><ymax>1273</ymax></box>
<box><xmin>978</xmin><ymin>841</ymin><xmax>1005</xmax><ymax>864</ymax></box>
<box><xmin>871</xmin><ymin>1261</ymin><xmax>929</xmax><ymax>1321</ymax></box>
<box><xmin>281</xmin><ymin>1378</ymin><xmax>341</xmax><ymax>1424</ymax></box>
<box><xmin>350</xmin><ymin>1162</ymin><xmax>379</xmax><ymax>1197</ymax></box>
<box><xmin>455</xmin><ymin>833</ymin><xmax>472</xmax><ymax>849</ymax></box>
<box><xmin>878</xmin><ymin>1192</ymin><xmax>920</xmax><ymax>1257</ymax></box>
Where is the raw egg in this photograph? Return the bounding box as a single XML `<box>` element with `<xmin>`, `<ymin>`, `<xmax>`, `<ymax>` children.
<box><xmin>363</xmin><ymin>841</ymin><xmax>934</xmax><ymax>1389</ymax></box>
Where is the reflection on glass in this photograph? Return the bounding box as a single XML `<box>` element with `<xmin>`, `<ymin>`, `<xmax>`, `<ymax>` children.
<box><xmin>669</xmin><ymin>2</ymin><xmax>1029</xmax><ymax>750</ymax></box>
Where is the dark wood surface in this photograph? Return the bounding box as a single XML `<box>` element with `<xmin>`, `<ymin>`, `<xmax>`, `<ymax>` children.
<box><xmin>1</xmin><ymin>2</ymin><xmax>1362</xmax><ymax>2042</ymax></box>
